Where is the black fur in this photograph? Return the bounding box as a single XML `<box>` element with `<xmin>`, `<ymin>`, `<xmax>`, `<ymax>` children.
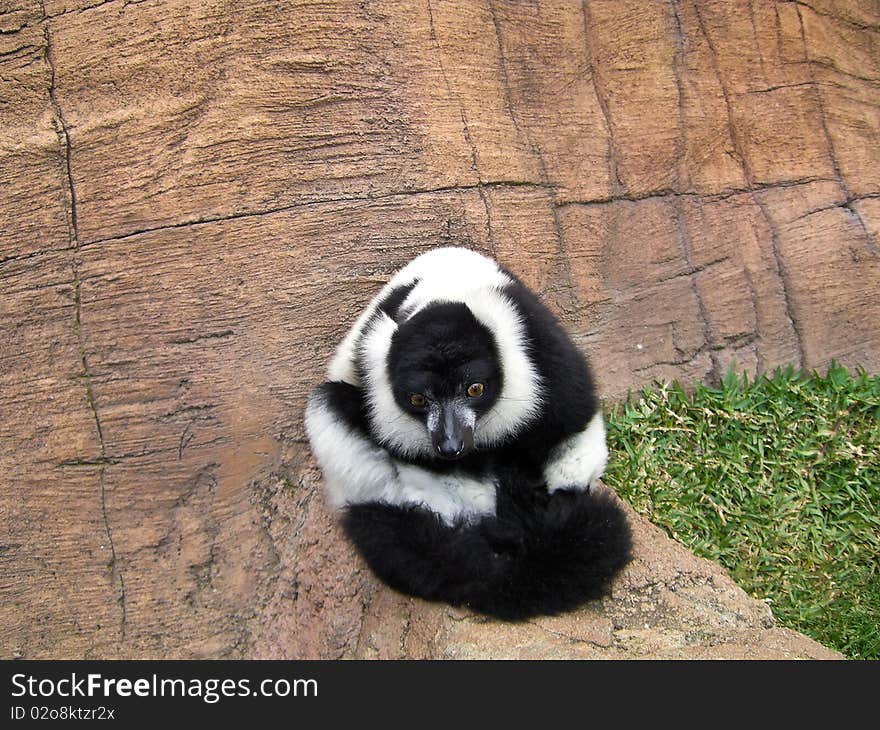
<box><xmin>495</xmin><ymin>275</ymin><xmax>600</xmax><ymax>471</ymax></box>
<box><xmin>309</xmin><ymin>250</ymin><xmax>632</xmax><ymax>620</ymax></box>
<box><xmin>387</xmin><ymin>302</ymin><xmax>502</xmax><ymax>420</ymax></box>
<box><xmin>314</xmin><ymin>381</ymin><xmax>370</xmax><ymax>435</ymax></box>
<box><xmin>376</xmin><ymin>280</ymin><xmax>419</xmax><ymax>321</ymax></box>
<box><xmin>365</xmin><ymin>278</ymin><xmax>602</xmax><ymax>474</ymax></box>
<box><xmin>342</xmin><ymin>473</ymin><xmax>631</xmax><ymax>621</ymax></box>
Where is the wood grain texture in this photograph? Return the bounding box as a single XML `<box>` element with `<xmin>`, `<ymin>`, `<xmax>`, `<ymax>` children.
<box><xmin>2</xmin><ymin>0</ymin><xmax>874</xmax><ymax>658</ymax></box>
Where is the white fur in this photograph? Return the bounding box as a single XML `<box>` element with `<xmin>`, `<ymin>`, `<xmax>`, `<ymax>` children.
<box><xmin>327</xmin><ymin>247</ymin><xmax>544</xmax><ymax>456</ymax></box>
<box><xmin>393</xmin><ymin>463</ymin><xmax>496</xmax><ymax>523</ymax></box>
<box><xmin>328</xmin><ymin>248</ymin><xmax>502</xmax><ymax>383</ymax></box>
<box><xmin>543</xmin><ymin>411</ymin><xmax>609</xmax><ymax>492</ymax></box>
<box><xmin>328</xmin><ymin>248</ymin><xmax>510</xmax><ymax>384</ymax></box>
<box><xmin>357</xmin><ymin>311</ymin><xmax>434</xmax><ymax>458</ymax></box>
<box><xmin>304</xmin><ymin>390</ymin><xmax>399</xmax><ymax>508</ymax></box>
<box><xmin>328</xmin><ymin>307</ymin><xmax>377</xmax><ymax>386</ymax></box>
<box><xmin>396</xmin><ymin>248</ymin><xmax>512</xmax><ymax>319</ymax></box>
<box><xmin>305</xmin><ymin>390</ymin><xmax>496</xmax><ymax>524</ymax></box>
<box><xmin>455</xmin><ymin>288</ymin><xmax>543</xmax><ymax>446</ymax></box>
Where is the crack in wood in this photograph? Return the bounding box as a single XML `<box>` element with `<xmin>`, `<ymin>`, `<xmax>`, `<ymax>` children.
<box><xmin>691</xmin><ymin>0</ymin><xmax>806</xmax><ymax>368</ymax></box>
<box><xmin>7</xmin><ymin>0</ymin><xmax>139</xmax><ymax>35</ymax></box>
<box><xmin>0</xmin><ymin>247</ymin><xmax>75</xmax><ymax>269</ymax></box>
<box><xmin>654</xmin><ymin>255</ymin><xmax>731</xmax><ymax>285</ymax></box>
<box><xmin>793</xmin><ymin>5</ymin><xmax>879</xmax><ymax>257</ymax></box>
<box><xmin>668</xmin><ymin>0</ymin><xmax>717</xmax><ymax>377</ymax></box>
<box><xmin>158</xmin><ymin>403</ymin><xmax>219</xmax><ymax>423</ymax></box>
<box><xmin>0</xmin><ymin>42</ymin><xmax>34</xmax><ymax>60</ymax></box>
<box><xmin>747</xmin><ymin>0</ymin><xmax>768</xmax><ymax>82</ymax></box>
<box><xmin>749</xmin><ymin>190</ymin><xmax>809</xmax><ymax>358</ymax></box>
<box><xmin>790</xmin><ymin>196</ymin><xmax>880</xmax><ymax>226</ymax></box>
<box><xmin>746</xmin><ymin>81</ymin><xmax>814</xmax><ymax>94</ymax></box>
<box><xmin>425</xmin><ymin>0</ymin><xmax>495</xmax><ymax>257</ymax></box>
<box><xmin>487</xmin><ymin>0</ymin><xmax>577</xmax><ymax>308</ymax></box>
<box><xmin>784</xmin><ymin>57</ymin><xmax>880</xmax><ymax>84</ymax></box>
<box><xmin>740</xmin><ymin>266</ymin><xmax>764</xmax><ymax>372</ymax></box>
<box><xmin>669</xmin><ymin>0</ymin><xmax>691</xmax><ymax>193</ymax></box>
<box><xmin>781</xmin><ymin>0</ymin><xmax>880</xmax><ymax>34</ymax></box>
<box><xmin>73</xmin><ymin>175</ymin><xmax>853</xmax><ymax>253</ymax></box>
<box><xmin>583</xmin><ymin>0</ymin><xmax>624</xmax><ymax>195</ymax></box>
<box><xmin>773</xmin><ymin>1</ymin><xmax>785</xmax><ymax>62</ymax></box>
<box><xmin>42</xmin><ymin>8</ymin><xmax>127</xmax><ymax>643</ymax></box>
<box><xmin>168</xmin><ymin>329</ymin><xmax>235</xmax><ymax>345</ymax></box>
<box><xmin>80</xmin><ymin>180</ymin><xmax>555</xmax><ymax>247</ymax></box>
<box><xmin>55</xmin><ymin>446</ymin><xmax>173</xmax><ymax>468</ymax></box>
<box><xmin>0</xmin><ymin>23</ymin><xmax>29</xmax><ymax>35</ymax></box>
<box><xmin>672</xmin><ymin>198</ymin><xmax>718</xmax><ymax>381</ymax></box>
<box><xmin>558</xmin><ymin>176</ymin><xmax>836</xmax><ymax>208</ymax></box>
<box><xmin>666</xmin><ymin>1</ymin><xmax>763</xmax><ymax>383</ymax></box>
<box><xmin>487</xmin><ymin>1</ymin><xmax>525</xmax><ymax>148</ymax></box>
<box><xmin>631</xmin><ymin>329</ymin><xmax>758</xmax><ymax>376</ymax></box>
<box><xmin>178</xmin><ymin>422</ymin><xmax>195</xmax><ymax>460</ymax></box>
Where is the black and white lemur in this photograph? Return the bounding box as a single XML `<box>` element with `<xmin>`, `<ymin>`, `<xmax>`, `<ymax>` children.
<box><xmin>305</xmin><ymin>247</ymin><xmax>631</xmax><ymax>620</ymax></box>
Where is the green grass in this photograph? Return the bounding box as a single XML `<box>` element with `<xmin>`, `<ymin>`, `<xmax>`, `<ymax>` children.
<box><xmin>602</xmin><ymin>363</ymin><xmax>880</xmax><ymax>659</ymax></box>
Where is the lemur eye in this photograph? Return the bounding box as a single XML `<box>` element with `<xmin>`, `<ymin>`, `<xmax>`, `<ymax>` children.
<box><xmin>410</xmin><ymin>393</ymin><xmax>427</xmax><ymax>408</ymax></box>
<box><xmin>467</xmin><ymin>383</ymin><xmax>485</xmax><ymax>398</ymax></box>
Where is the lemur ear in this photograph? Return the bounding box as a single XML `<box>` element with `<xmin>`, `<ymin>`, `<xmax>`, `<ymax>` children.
<box><xmin>357</xmin><ymin>311</ymin><xmax>400</xmax><ymax>381</ymax></box>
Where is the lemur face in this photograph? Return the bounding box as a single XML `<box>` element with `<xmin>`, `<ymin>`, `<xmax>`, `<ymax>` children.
<box><xmin>388</xmin><ymin>302</ymin><xmax>501</xmax><ymax>460</ymax></box>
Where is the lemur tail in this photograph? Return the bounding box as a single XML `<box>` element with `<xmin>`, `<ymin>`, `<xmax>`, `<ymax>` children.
<box><xmin>341</xmin><ymin>473</ymin><xmax>632</xmax><ymax>621</ymax></box>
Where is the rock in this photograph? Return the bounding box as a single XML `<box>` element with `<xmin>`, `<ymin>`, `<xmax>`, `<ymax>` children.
<box><xmin>1</xmin><ymin>0</ymin><xmax>872</xmax><ymax>659</ymax></box>
<box><xmin>334</xmin><ymin>487</ymin><xmax>842</xmax><ymax>660</ymax></box>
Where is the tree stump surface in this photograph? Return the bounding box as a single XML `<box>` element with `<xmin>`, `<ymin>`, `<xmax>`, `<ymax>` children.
<box><xmin>3</xmin><ymin>0</ymin><xmax>875</xmax><ymax>658</ymax></box>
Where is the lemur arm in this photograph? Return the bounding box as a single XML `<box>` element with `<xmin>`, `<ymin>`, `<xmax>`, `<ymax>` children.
<box><xmin>541</xmin><ymin>411</ymin><xmax>609</xmax><ymax>492</ymax></box>
<box><xmin>304</xmin><ymin>381</ymin><xmax>398</xmax><ymax>509</ymax></box>
<box><xmin>499</xmin><ymin>277</ymin><xmax>608</xmax><ymax>492</ymax></box>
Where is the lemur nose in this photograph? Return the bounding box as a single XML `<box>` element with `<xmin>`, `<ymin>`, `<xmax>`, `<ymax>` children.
<box><xmin>437</xmin><ymin>438</ymin><xmax>464</xmax><ymax>459</ymax></box>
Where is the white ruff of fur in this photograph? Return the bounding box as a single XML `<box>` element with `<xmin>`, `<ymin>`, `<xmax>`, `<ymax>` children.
<box><xmin>327</xmin><ymin>247</ymin><xmax>508</xmax><ymax>385</ymax></box>
<box><xmin>328</xmin><ymin>248</ymin><xmax>542</xmax><ymax>456</ymax></box>
<box><xmin>543</xmin><ymin>411</ymin><xmax>609</xmax><ymax>492</ymax></box>
<box><xmin>450</xmin><ymin>287</ymin><xmax>544</xmax><ymax>447</ymax></box>
<box><xmin>304</xmin><ymin>390</ymin><xmax>496</xmax><ymax>523</ymax></box>
<box><xmin>395</xmin><ymin>247</ymin><xmax>511</xmax><ymax>319</ymax></box>
<box><xmin>331</xmin><ymin>247</ymin><xmax>544</xmax><ymax>455</ymax></box>
<box><xmin>358</xmin><ymin>312</ymin><xmax>434</xmax><ymax>458</ymax></box>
